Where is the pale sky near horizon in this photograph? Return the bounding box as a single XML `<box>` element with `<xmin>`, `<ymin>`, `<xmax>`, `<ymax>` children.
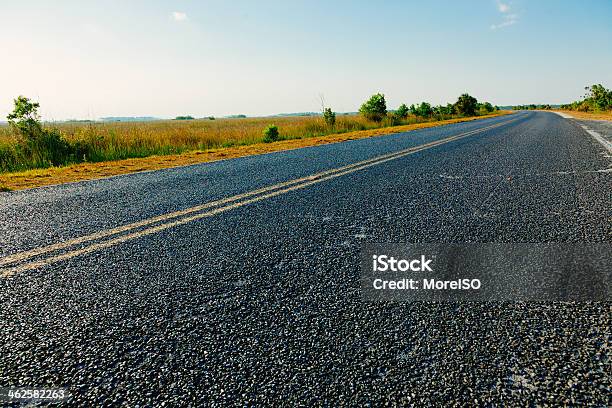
<box><xmin>1</xmin><ymin>0</ymin><xmax>611</xmax><ymax>120</ymax></box>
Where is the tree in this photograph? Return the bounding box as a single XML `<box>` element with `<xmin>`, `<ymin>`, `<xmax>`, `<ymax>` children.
<box><xmin>416</xmin><ymin>102</ymin><xmax>432</xmax><ymax>117</ymax></box>
<box><xmin>409</xmin><ymin>104</ymin><xmax>418</xmax><ymax>115</ymax></box>
<box><xmin>359</xmin><ymin>93</ymin><xmax>387</xmax><ymax>122</ymax></box>
<box><xmin>482</xmin><ymin>102</ymin><xmax>494</xmax><ymax>113</ymax></box>
<box><xmin>585</xmin><ymin>84</ymin><xmax>612</xmax><ymax>111</ymax></box>
<box><xmin>454</xmin><ymin>93</ymin><xmax>478</xmax><ymax>116</ymax></box>
<box><xmin>395</xmin><ymin>103</ymin><xmax>409</xmax><ymax>119</ymax></box>
<box><xmin>7</xmin><ymin>96</ymin><xmax>43</xmax><ymax>138</ymax></box>
<box><xmin>7</xmin><ymin>96</ymin><xmax>75</xmax><ymax>166</ymax></box>
<box><xmin>323</xmin><ymin>107</ymin><xmax>336</xmax><ymax>127</ymax></box>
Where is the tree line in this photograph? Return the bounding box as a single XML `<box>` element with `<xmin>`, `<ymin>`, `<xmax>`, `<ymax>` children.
<box><xmin>355</xmin><ymin>93</ymin><xmax>498</xmax><ymax>124</ymax></box>
<box><xmin>511</xmin><ymin>84</ymin><xmax>611</xmax><ymax>112</ymax></box>
<box><xmin>559</xmin><ymin>84</ymin><xmax>612</xmax><ymax>112</ymax></box>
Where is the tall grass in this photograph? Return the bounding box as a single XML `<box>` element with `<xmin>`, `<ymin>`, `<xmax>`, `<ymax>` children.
<box><xmin>0</xmin><ymin>113</ymin><xmax>473</xmax><ymax>173</ymax></box>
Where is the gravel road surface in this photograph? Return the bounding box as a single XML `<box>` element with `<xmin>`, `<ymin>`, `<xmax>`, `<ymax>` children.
<box><xmin>0</xmin><ymin>111</ymin><xmax>610</xmax><ymax>406</ymax></box>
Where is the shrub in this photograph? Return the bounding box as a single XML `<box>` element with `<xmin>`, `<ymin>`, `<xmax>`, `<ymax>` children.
<box><xmin>585</xmin><ymin>84</ymin><xmax>612</xmax><ymax>111</ymax></box>
<box><xmin>482</xmin><ymin>102</ymin><xmax>494</xmax><ymax>113</ymax></box>
<box><xmin>7</xmin><ymin>96</ymin><xmax>80</xmax><ymax>167</ymax></box>
<box><xmin>454</xmin><ymin>93</ymin><xmax>478</xmax><ymax>116</ymax></box>
<box><xmin>262</xmin><ymin>124</ymin><xmax>279</xmax><ymax>143</ymax></box>
<box><xmin>416</xmin><ymin>102</ymin><xmax>433</xmax><ymax>117</ymax></box>
<box><xmin>323</xmin><ymin>107</ymin><xmax>336</xmax><ymax>127</ymax></box>
<box><xmin>395</xmin><ymin>103</ymin><xmax>409</xmax><ymax>119</ymax></box>
<box><xmin>359</xmin><ymin>93</ymin><xmax>387</xmax><ymax>122</ymax></box>
<box><xmin>7</xmin><ymin>96</ymin><xmax>43</xmax><ymax>138</ymax></box>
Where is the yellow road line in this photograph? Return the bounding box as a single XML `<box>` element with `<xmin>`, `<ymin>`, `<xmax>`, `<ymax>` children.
<box><xmin>0</xmin><ymin>116</ymin><xmax>521</xmax><ymax>277</ymax></box>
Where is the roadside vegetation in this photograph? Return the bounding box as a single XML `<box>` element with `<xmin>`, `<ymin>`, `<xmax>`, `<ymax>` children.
<box><xmin>511</xmin><ymin>84</ymin><xmax>612</xmax><ymax>114</ymax></box>
<box><xmin>560</xmin><ymin>84</ymin><xmax>612</xmax><ymax>112</ymax></box>
<box><xmin>1</xmin><ymin>93</ymin><xmax>500</xmax><ymax>174</ymax></box>
<box><xmin>512</xmin><ymin>104</ymin><xmax>553</xmax><ymax>110</ymax></box>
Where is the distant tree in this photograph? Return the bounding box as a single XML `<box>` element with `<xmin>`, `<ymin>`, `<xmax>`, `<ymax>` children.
<box><xmin>416</xmin><ymin>102</ymin><xmax>433</xmax><ymax>117</ymax></box>
<box><xmin>174</xmin><ymin>115</ymin><xmax>195</xmax><ymax>120</ymax></box>
<box><xmin>454</xmin><ymin>93</ymin><xmax>478</xmax><ymax>116</ymax></box>
<box><xmin>359</xmin><ymin>93</ymin><xmax>387</xmax><ymax>122</ymax></box>
<box><xmin>7</xmin><ymin>96</ymin><xmax>42</xmax><ymax>136</ymax></box>
<box><xmin>395</xmin><ymin>103</ymin><xmax>409</xmax><ymax>119</ymax></box>
<box><xmin>323</xmin><ymin>107</ymin><xmax>336</xmax><ymax>127</ymax></box>
<box><xmin>208</xmin><ymin>116</ymin><xmax>215</xmax><ymax>120</ymax></box>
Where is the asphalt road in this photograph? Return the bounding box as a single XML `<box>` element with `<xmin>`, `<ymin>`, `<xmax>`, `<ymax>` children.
<box><xmin>0</xmin><ymin>111</ymin><xmax>610</xmax><ymax>406</ymax></box>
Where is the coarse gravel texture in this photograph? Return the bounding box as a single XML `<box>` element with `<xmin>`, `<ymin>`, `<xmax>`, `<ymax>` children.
<box><xmin>574</xmin><ymin>117</ymin><xmax>612</xmax><ymax>145</ymax></box>
<box><xmin>0</xmin><ymin>111</ymin><xmax>610</xmax><ymax>406</ymax></box>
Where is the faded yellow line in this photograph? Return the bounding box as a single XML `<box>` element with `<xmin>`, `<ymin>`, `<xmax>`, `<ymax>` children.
<box><xmin>0</xmin><ymin>148</ymin><xmax>414</xmax><ymax>267</ymax></box>
<box><xmin>0</xmin><ymin>116</ymin><xmax>521</xmax><ymax>277</ymax></box>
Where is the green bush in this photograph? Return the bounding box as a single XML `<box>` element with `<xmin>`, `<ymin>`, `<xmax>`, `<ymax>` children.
<box><xmin>323</xmin><ymin>107</ymin><xmax>336</xmax><ymax>127</ymax></box>
<box><xmin>416</xmin><ymin>102</ymin><xmax>433</xmax><ymax>117</ymax></box>
<box><xmin>455</xmin><ymin>93</ymin><xmax>478</xmax><ymax>116</ymax></box>
<box><xmin>395</xmin><ymin>103</ymin><xmax>409</xmax><ymax>119</ymax></box>
<box><xmin>585</xmin><ymin>84</ymin><xmax>612</xmax><ymax>111</ymax></box>
<box><xmin>4</xmin><ymin>96</ymin><xmax>87</xmax><ymax>171</ymax></box>
<box><xmin>359</xmin><ymin>93</ymin><xmax>387</xmax><ymax>122</ymax></box>
<box><xmin>262</xmin><ymin>124</ymin><xmax>280</xmax><ymax>143</ymax></box>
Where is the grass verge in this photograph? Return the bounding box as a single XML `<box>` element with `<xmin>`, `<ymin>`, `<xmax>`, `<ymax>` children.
<box><xmin>0</xmin><ymin>112</ymin><xmax>512</xmax><ymax>191</ymax></box>
<box><xmin>552</xmin><ymin>110</ymin><xmax>612</xmax><ymax>121</ymax></box>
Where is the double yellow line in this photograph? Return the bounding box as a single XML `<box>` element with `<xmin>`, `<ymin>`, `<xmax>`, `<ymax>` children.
<box><xmin>0</xmin><ymin>116</ymin><xmax>520</xmax><ymax>278</ymax></box>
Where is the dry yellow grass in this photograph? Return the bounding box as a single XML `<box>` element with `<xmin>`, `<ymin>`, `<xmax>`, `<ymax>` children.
<box><xmin>0</xmin><ymin>112</ymin><xmax>513</xmax><ymax>191</ymax></box>
<box><xmin>552</xmin><ymin>110</ymin><xmax>612</xmax><ymax>121</ymax></box>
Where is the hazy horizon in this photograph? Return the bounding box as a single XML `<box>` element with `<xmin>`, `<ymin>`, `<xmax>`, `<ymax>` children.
<box><xmin>1</xmin><ymin>0</ymin><xmax>611</xmax><ymax>120</ymax></box>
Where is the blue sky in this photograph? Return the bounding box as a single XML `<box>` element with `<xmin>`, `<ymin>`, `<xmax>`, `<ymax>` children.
<box><xmin>1</xmin><ymin>0</ymin><xmax>611</xmax><ymax>119</ymax></box>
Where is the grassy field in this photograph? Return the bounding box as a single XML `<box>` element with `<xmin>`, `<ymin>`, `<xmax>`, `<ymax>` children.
<box><xmin>0</xmin><ymin>112</ymin><xmax>513</xmax><ymax>191</ymax></box>
<box><xmin>0</xmin><ymin>113</ymin><xmax>501</xmax><ymax>174</ymax></box>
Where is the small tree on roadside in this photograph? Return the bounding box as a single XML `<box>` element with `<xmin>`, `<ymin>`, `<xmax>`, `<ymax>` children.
<box><xmin>263</xmin><ymin>124</ymin><xmax>280</xmax><ymax>143</ymax></box>
<box><xmin>482</xmin><ymin>102</ymin><xmax>494</xmax><ymax>113</ymax></box>
<box><xmin>585</xmin><ymin>84</ymin><xmax>612</xmax><ymax>111</ymax></box>
<box><xmin>395</xmin><ymin>103</ymin><xmax>409</xmax><ymax>119</ymax></box>
<box><xmin>359</xmin><ymin>93</ymin><xmax>387</xmax><ymax>122</ymax></box>
<box><xmin>7</xmin><ymin>96</ymin><xmax>76</xmax><ymax>166</ymax></box>
<box><xmin>416</xmin><ymin>102</ymin><xmax>433</xmax><ymax>117</ymax></box>
<box><xmin>454</xmin><ymin>93</ymin><xmax>478</xmax><ymax>116</ymax></box>
<box><xmin>7</xmin><ymin>96</ymin><xmax>43</xmax><ymax>139</ymax></box>
<box><xmin>323</xmin><ymin>107</ymin><xmax>336</xmax><ymax>127</ymax></box>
